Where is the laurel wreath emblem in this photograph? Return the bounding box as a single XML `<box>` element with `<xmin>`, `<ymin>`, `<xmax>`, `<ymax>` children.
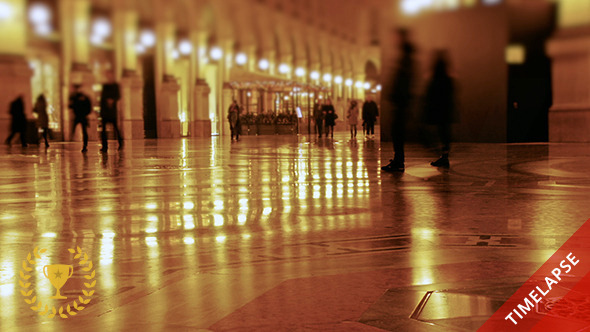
<box><xmin>19</xmin><ymin>246</ymin><xmax>96</xmax><ymax>319</ymax></box>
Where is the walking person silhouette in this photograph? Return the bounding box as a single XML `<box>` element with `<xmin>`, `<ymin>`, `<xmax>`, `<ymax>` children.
<box><xmin>4</xmin><ymin>95</ymin><xmax>27</xmax><ymax>147</ymax></box>
<box><xmin>382</xmin><ymin>28</ymin><xmax>416</xmax><ymax>172</ymax></box>
<box><xmin>69</xmin><ymin>84</ymin><xmax>92</xmax><ymax>152</ymax></box>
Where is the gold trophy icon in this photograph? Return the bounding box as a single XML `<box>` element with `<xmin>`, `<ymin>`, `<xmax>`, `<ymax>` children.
<box><xmin>43</xmin><ymin>264</ymin><xmax>74</xmax><ymax>299</ymax></box>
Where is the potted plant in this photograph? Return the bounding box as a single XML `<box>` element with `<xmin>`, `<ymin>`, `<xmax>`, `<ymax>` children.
<box><xmin>240</xmin><ymin>113</ymin><xmax>255</xmax><ymax>135</ymax></box>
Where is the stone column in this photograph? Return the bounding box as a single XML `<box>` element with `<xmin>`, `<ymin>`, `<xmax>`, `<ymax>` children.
<box><xmin>547</xmin><ymin>0</ymin><xmax>590</xmax><ymax>142</ymax></box>
<box><xmin>113</xmin><ymin>5</ymin><xmax>144</xmax><ymax>139</ymax></box>
<box><xmin>0</xmin><ymin>0</ymin><xmax>32</xmax><ymax>133</ymax></box>
<box><xmin>155</xmin><ymin>20</ymin><xmax>180</xmax><ymax>138</ymax></box>
<box><xmin>60</xmin><ymin>0</ymin><xmax>96</xmax><ymax>142</ymax></box>
<box><xmin>192</xmin><ymin>79</ymin><xmax>211</xmax><ymax>137</ymax></box>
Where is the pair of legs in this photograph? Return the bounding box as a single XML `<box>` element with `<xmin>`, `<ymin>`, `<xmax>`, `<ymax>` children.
<box><xmin>72</xmin><ymin>120</ymin><xmax>89</xmax><ymax>152</ymax></box>
<box><xmin>101</xmin><ymin>118</ymin><xmax>123</xmax><ymax>152</ymax></box>
<box><xmin>316</xmin><ymin>120</ymin><xmax>323</xmax><ymax>138</ymax></box>
<box><xmin>5</xmin><ymin>129</ymin><xmax>27</xmax><ymax>147</ymax></box>
<box><xmin>365</xmin><ymin>121</ymin><xmax>375</xmax><ymax>136</ymax></box>
<box><xmin>230</xmin><ymin>124</ymin><xmax>240</xmax><ymax>140</ymax></box>
<box><xmin>350</xmin><ymin>125</ymin><xmax>357</xmax><ymax>138</ymax></box>
<box><xmin>382</xmin><ymin>108</ymin><xmax>407</xmax><ymax>172</ymax></box>
<box><xmin>430</xmin><ymin>123</ymin><xmax>451</xmax><ymax>167</ymax></box>
<box><xmin>40</xmin><ymin>127</ymin><xmax>49</xmax><ymax>147</ymax></box>
<box><xmin>325</xmin><ymin>125</ymin><xmax>334</xmax><ymax>138</ymax></box>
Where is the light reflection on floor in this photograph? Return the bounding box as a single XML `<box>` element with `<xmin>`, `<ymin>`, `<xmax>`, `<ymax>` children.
<box><xmin>1</xmin><ymin>136</ymin><xmax>590</xmax><ymax>330</ymax></box>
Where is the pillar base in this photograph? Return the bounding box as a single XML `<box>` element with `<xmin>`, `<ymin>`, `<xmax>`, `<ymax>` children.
<box><xmin>158</xmin><ymin>119</ymin><xmax>181</xmax><ymax>138</ymax></box>
<box><xmin>547</xmin><ymin>28</ymin><xmax>590</xmax><ymax>142</ymax></box>
<box><xmin>121</xmin><ymin>71</ymin><xmax>144</xmax><ymax>139</ymax></box>
<box><xmin>122</xmin><ymin>119</ymin><xmax>144</xmax><ymax>139</ymax></box>
<box><xmin>189</xmin><ymin>120</ymin><xmax>212</xmax><ymax>137</ymax></box>
<box><xmin>157</xmin><ymin>76</ymin><xmax>181</xmax><ymax>138</ymax></box>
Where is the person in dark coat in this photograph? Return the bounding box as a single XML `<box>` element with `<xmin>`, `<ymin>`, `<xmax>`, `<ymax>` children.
<box><xmin>227</xmin><ymin>100</ymin><xmax>241</xmax><ymax>141</ymax></box>
<box><xmin>313</xmin><ymin>100</ymin><xmax>324</xmax><ymax>138</ymax></box>
<box><xmin>4</xmin><ymin>95</ymin><xmax>27</xmax><ymax>147</ymax></box>
<box><xmin>382</xmin><ymin>28</ymin><xmax>416</xmax><ymax>172</ymax></box>
<box><xmin>362</xmin><ymin>95</ymin><xmax>379</xmax><ymax>138</ymax></box>
<box><xmin>323</xmin><ymin>99</ymin><xmax>337</xmax><ymax>139</ymax></box>
<box><xmin>423</xmin><ymin>50</ymin><xmax>456</xmax><ymax>167</ymax></box>
<box><xmin>69</xmin><ymin>84</ymin><xmax>92</xmax><ymax>152</ymax></box>
<box><xmin>100</xmin><ymin>72</ymin><xmax>123</xmax><ymax>152</ymax></box>
<box><xmin>33</xmin><ymin>94</ymin><xmax>50</xmax><ymax>148</ymax></box>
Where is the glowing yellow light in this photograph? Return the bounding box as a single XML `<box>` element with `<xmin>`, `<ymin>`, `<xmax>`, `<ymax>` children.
<box><xmin>102</xmin><ymin>231</ymin><xmax>116</xmax><ymax>239</ymax></box>
<box><xmin>147</xmin><ymin>215</ymin><xmax>158</xmax><ymax>222</ymax></box>
<box><xmin>0</xmin><ymin>2</ymin><xmax>14</xmax><ymax>21</ymax></box>
<box><xmin>145</xmin><ymin>203</ymin><xmax>158</xmax><ymax>210</ymax></box>
<box><xmin>235</xmin><ymin>52</ymin><xmax>247</xmax><ymax>65</ymax></box>
<box><xmin>238</xmin><ymin>214</ymin><xmax>247</xmax><ymax>225</ymax></box>
<box><xmin>41</xmin><ymin>232</ymin><xmax>56</xmax><ymax>238</ymax></box>
<box><xmin>214</xmin><ymin>200</ymin><xmax>224</xmax><ymax>210</ymax></box>
<box><xmin>216</xmin><ymin>235</ymin><xmax>226</xmax><ymax>243</ymax></box>
<box><xmin>145</xmin><ymin>227</ymin><xmax>158</xmax><ymax>234</ymax></box>
<box><xmin>146</xmin><ymin>237</ymin><xmax>158</xmax><ymax>247</ymax></box>
<box><xmin>184</xmin><ymin>202</ymin><xmax>194</xmax><ymax>209</ymax></box>
<box><xmin>184</xmin><ymin>237</ymin><xmax>195</xmax><ymax>245</ymax></box>
<box><xmin>214</xmin><ymin>214</ymin><xmax>224</xmax><ymax>226</ymax></box>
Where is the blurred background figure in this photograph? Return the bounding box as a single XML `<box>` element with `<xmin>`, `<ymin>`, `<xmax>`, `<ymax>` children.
<box><xmin>4</xmin><ymin>95</ymin><xmax>27</xmax><ymax>147</ymax></box>
<box><xmin>382</xmin><ymin>28</ymin><xmax>416</xmax><ymax>173</ymax></box>
<box><xmin>227</xmin><ymin>100</ymin><xmax>241</xmax><ymax>141</ymax></box>
<box><xmin>69</xmin><ymin>84</ymin><xmax>91</xmax><ymax>152</ymax></box>
<box><xmin>423</xmin><ymin>50</ymin><xmax>456</xmax><ymax>168</ymax></box>
<box><xmin>100</xmin><ymin>72</ymin><xmax>123</xmax><ymax>152</ymax></box>
<box><xmin>323</xmin><ymin>98</ymin><xmax>337</xmax><ymax>139</ymax></box>
<box><xmin>362</xmin><ymin>95</ymin><xmax>379</xmax><ymax>139</ymax></box>
<box><xmin>313</xmin><ymin>99</ymin><xmax>324</xmax><ymax>138</ymax></box>
<box><xmin>347</xmin><ymin>100</ymin><xmax>359</xmax><ymax>139</ymax></box>
<box><xmin>33</xmin><ymin>94</ymin><xmax>50</xmax><ymax>148</ymax></box>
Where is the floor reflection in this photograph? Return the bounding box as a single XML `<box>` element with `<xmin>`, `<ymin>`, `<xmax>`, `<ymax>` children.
<box><xmin>2</xmin><ymin>135</ymin><xmax>590</xmax><ymax>330</ymax></box>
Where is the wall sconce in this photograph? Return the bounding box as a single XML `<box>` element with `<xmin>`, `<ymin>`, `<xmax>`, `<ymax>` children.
<box><xmin>258</xmin><ymin>58</ymin><xmax>269</xmax><ymax>70</ymax></box>
<box><xmin>278</xmin><ymin>63</ymin><xmax>290</xmax><ymax>74</ymax></box>
<box><xmin>235</xmin><ymin>52</ymin><xmax>247</xmax><ymax>65</ymax></box>
<box><xmin>140</xmin><ymin>29</ymin><xmax>156</xmax><ymax>47</ymax></box>
<box><xmin>0</xmin><ymin>1</ymin><xmax>13</xmax><ymax>21</ymax></box>
<box><xmin>209</xmin><ymin>46</ymin><xmax>223</xmax><ymax>60</ymax></box>
<box><xmin>178</xmin><ymin>39</ymin><xmax>192</xmax><ymax>55</ymax></box>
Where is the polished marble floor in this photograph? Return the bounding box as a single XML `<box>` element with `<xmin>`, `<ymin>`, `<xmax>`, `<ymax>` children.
<box><xmin>2</xmin><ymin>133</ymin><xmax>590</xmax><ymax>331</ymax></box>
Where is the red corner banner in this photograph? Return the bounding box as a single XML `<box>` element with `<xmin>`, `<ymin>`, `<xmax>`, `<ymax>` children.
<box><xmin>479</xmin><ymin>218</ymin><xmax>590</xmax><ymax>331</ymax></box>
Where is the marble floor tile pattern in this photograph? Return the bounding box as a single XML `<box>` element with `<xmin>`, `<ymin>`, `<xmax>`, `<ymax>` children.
<box><xmin>1</xmin><ymin>134</ymin><xmax>590</xmax><ymax>331</ymax></box>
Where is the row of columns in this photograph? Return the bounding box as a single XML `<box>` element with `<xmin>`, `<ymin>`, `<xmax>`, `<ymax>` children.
<box><xmin>0</xmin><ymin>0</ymin><xmax>373</xmax><ymax>140</ymax></box>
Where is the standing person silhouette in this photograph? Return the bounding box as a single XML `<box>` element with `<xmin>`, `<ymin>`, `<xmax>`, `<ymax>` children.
<box><xmin>347</xmin><ymin>100</ymin><xmax>359</xmax><ymax>139</ymax></box>
<box><xmin>33</xmin><ymin>94</ymin><xmax>50</xmax><ymax>148</ymax></box>
<box><xmin>382</xmin><ymin>28</ymin><xmax>416</xmax><ymax>172</ymax></box>
<box><xmin>423</xmin><ymin>50</ymin><xmax>456</xmax><ymax>168</ymax></box>
<box><xmin>313</xmin><ymin>99</ymin><xmax>324</xmax><ymax>138</ymax></box>
<box><xmin>69</xmin><ymin>84</ymin><xmax>92</xmax><ymax>152</ymax></box>
<box><xmin>100</xmin><ymin>72</ymin><xmax>123</xmax><ymax>152</ymax></box>
<box><xmin>362</xmin><ymin>95</ymin><xmax>379</xmax><ymax>139</ymax></box>
<box><xmin>4</xmin><ymin>95</ymin><xmax>27</xmax><ymax>147</ymax></box>
<box><xmin>323</xmin><ymin>98</ymin><xmax>337</xmax><ymax>139</ymax></box>
<box><xmin>227</xmin><ymin>100</ymin><xmax>241</xmax><ymax>141</ymax></box>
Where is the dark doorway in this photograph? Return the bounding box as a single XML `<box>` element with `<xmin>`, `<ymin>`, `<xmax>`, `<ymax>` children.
<box><xmin>507</xmin><ymin>3</ymin><xmax>555</xmax><ymax>143</ymax></box>
<box><xmin>142</xmin><ymin>54</ymin><xmax>157</xmax><ymax>138</ymax></box>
